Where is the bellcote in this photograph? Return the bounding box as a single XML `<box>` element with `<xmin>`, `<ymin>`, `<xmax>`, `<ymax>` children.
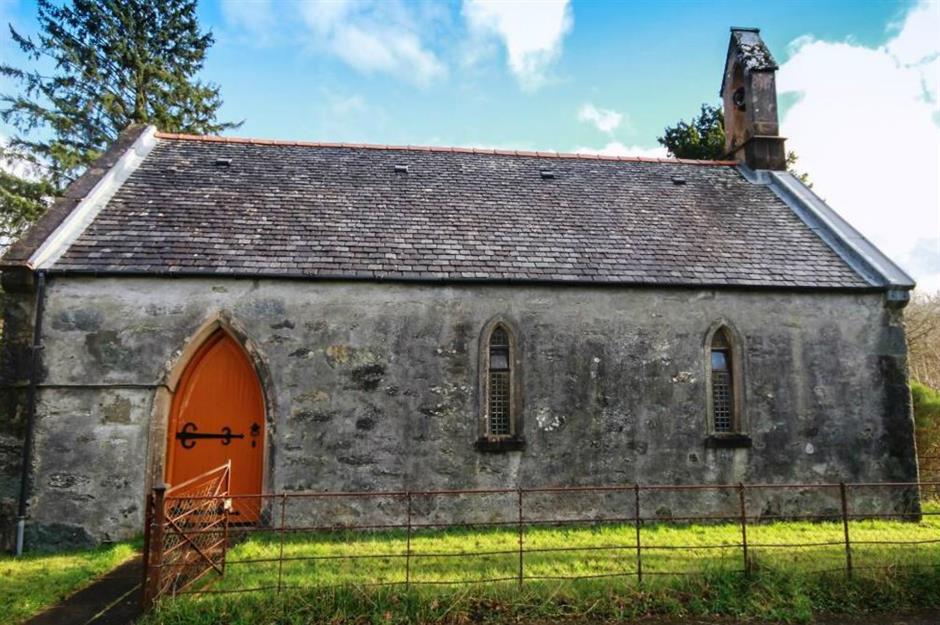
<box><xmin>719</xmin><ymin>27</ymin><xmax>787</xmax><ymax>170</ymax></box>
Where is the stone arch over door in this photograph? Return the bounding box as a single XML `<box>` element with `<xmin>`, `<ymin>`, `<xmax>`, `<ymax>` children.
<box><xmin>146</xmin><ymin>312</ymin><xmax>276</xmax><ymax>521</ymax></box>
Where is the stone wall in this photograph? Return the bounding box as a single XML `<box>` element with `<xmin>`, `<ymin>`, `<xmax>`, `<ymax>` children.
<box><xmin>0</xmin><ymin>275</ymin><xmax>918</xmax><ymax>549</ymax></box>
<box><xmin>0</xmin><ymin>279</ymin><xmax>35</xmax><ymax>550</ymax></box>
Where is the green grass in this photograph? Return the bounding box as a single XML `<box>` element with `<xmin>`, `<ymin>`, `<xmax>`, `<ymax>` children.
<box><xmin>914</xmin><ymin>381</ymin><xmax>940</xmax><ymax>470</ymax></box>
<box><xmin>143</xmin><ymin>503</ymin><xmax>940</xmax><ymax>624</ymax></box>
<box><xmin>0</xmin><ymin>542</ymin><xmax>138</xmax><ymax>625</ymax></box>
<box><xmin>145</xmin><ymin>570</ymin><xmax>940</xmax><ymax>625</ymax></box>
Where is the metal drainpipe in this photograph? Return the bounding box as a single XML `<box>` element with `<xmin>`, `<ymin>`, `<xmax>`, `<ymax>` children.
<box><xmin>15</xmin><ymin>270</ymin><xmax>46</xmax><ymax>556</ymax></box>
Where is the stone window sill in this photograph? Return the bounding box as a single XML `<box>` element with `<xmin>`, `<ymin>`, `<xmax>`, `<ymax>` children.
<box><xmin>475</xmin><ymin>436</ymin><xmax>526</xmax><ymax>452</ymax></box>
<box><xmin>705</xmin><ymin>433</ymin><xmax>752</xmax><ymax>449</ymax></box>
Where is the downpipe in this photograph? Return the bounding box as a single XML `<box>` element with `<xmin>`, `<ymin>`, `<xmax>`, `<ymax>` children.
<box><xmin>15</xmin><ymin>518</ymin><xmax>24</xmax><ymax>557</ymax></box>
<box><xmin>15</xmin><ymin>270</ymin><xmax>46</xmax><ymax>556</ymax></box>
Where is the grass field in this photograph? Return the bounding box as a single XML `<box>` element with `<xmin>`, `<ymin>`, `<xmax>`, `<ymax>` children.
<box><xmin>0</xmin><ymin>541</ymin><xmax>137</xmax><ymax>625</ymax></box>
<box><xmin>142</xmin><ymin>502</ymin><xmax>940</xmax><ymax>624</ymax></box>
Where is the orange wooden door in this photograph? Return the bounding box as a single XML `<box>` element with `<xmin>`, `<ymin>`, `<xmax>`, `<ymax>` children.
<box><xmin>166</xmin><ymin>330</ymin><xmax>265</xmax><ymax>521</ymax></box>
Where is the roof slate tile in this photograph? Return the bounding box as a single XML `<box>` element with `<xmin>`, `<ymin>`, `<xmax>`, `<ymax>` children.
<box><xmin>50</xmin><ymin>137</ymin><xmax>870</xmax><ymax>288</ymax></box>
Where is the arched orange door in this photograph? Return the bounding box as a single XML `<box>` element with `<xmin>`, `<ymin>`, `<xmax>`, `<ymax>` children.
<box><xmin>166</xmin><ymin>330</ymin><xmax>265</xmax><ymax>521</ymax></box>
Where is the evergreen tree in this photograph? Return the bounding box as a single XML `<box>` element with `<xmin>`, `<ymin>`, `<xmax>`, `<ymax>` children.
<box><xmin>657</xmin><ymin>104</ymin><xmax>726</xmax><ymax>161</ymax></box>
<box><xmin>0</xmin><ymin>145</ymin><xmax>53</xmax><ymax>247</ymax></box>
<box><xmin>658</xmin><ymin>103</ymin><xmax>810</xmax><ymax>186</ymax></box>
<box><xmin>0</xmin><ymin>0</ymin><xmax>239</xmax><ymax>238</ymax></box>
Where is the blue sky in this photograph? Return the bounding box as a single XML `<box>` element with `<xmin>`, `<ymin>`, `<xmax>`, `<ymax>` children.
<box><xmin>1</xmin><ymin>0</ymin><xmax>938</xmax><ymax>289</ymax></box>
<box><xmin>193</xmin><ymin>0</ymin><xmax>914</xmax><ymax>150</ymax></box>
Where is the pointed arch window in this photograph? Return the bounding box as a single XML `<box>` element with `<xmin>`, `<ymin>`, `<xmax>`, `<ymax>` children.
<box><xmin>710</xmin><ymin>329</ymin><xmax>734</xmax><ymax>433</ymax></box>
<box><xmin>477</xmin><ymin>320</ymin><xmax>525</xmax><ymax>451</ymax></box>
<box><xmin>705</xmin><ymin>323</ymin><xmax>749</xmax><ymax>446</ymax></box>
<box><xmin>487</xmin><ymin>327</ymin><xmax>512</xmax><ymax>436</ymax></box>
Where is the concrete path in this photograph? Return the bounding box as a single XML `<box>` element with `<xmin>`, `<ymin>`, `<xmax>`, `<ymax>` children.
<box><xmin>23</xmin><ymin>556</ymin><xmax>143</xmax><ymax>625</ymax></box>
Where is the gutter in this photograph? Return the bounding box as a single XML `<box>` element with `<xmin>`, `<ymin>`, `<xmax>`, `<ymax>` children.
<box><xmin>15</xmin><ymin>270</ymin><xmax>46</xmax><ymax>556</ymax></box>
<box><xmin>40</xmin><ymin>267</ymin><xmax>892</xmax><ymax>295</ymax></box>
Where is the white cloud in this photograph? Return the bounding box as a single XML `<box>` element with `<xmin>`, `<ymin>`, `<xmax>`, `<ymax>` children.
<box><xmin>462</xmin><ymin>0</ymin><xmax>572</xmax><ymax>91</ymax></box>
<box><xmin>577</xmin><ymin>103</ymin><xmax>623</xmax><ymax>135</ymax></box>
<box><xmin>220</xmin><ymin>0</ymin><xmax>446</xmax><ymax>87</ymax></box>
<box><xmin>572</xmin><ymin>142</ymin><xmax>667</xmax><ymax>159</ymax></box>
<box><xmin>220</xmin><ymin>0</ymin><xmax>276</xmax><ymax>40</ymax></box>
<box><xmin>327</xmin><ymin>93</ymin><xmax>367</xmax><ymax>116</ymax></box>
<box><xmin>297</xmin><ymin>0</ymin><xmax>446</xmax><ymax>87</ymax></box>
<box><xmin>451</xmin><ymin>140</ymin><xmax>538</xmax><ymax>152</ymax></box>
<box><xmin>778</xmin><ymin>1</ymin><xmax>940</xmax><ymax>292</ymax></box>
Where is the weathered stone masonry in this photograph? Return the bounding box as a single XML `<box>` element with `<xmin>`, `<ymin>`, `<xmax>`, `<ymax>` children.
<box><xmin>0</xmin><ymin>27</ymin><xmax>920</xmax><ymax>552</ymax></box>
<box><xmin>0</xmin><ymin>275</ymin><xmax>918</xmax><ymax>548</ymax></box>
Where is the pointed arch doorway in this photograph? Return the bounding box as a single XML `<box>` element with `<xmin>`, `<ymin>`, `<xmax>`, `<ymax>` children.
<box><xmin>165</xmin><ymin>329</ymin><xmax>265</xmax><ymax>521</ymax></box>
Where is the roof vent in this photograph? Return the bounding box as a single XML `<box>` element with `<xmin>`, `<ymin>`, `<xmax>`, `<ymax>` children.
<box><xmin>672</xmin><ymin>176</ymin><xmax>686</xmax><ymax>185</ymax></box>
<box><xmin>540</xmin><ymin>169</ymin><xmax>555</xmax><ymax>179</ymax></box>
<box><xmin>214</xmin><ymin>157</ymin><xmax>232</xmax><ymax>167</ymax></box>
<box><xmin>394</xmin><ymin>164</ymin><xmax>409</xmax><ymax>174</ymax></box>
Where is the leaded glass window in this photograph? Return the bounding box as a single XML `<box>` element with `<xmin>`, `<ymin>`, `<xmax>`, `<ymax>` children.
<box><xmin>487</xmin><ymin>326</ymin><xmax>512</xmax><ymax>436</ymax></box>
<box><xmin>709</xmin><ymin>329</ymin><xmax>734</xmax><ymax>433</ymax></box>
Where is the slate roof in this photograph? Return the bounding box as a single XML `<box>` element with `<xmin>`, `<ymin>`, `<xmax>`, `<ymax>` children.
<box><xmin>730</xmin><ymin>28</ymin><xmax>777</xmax><ymax>71</ymax></box>
<box><xmin>11</xmin><ymin>131</ymin><xmax>882</xmax><ymax>289</ymax></box>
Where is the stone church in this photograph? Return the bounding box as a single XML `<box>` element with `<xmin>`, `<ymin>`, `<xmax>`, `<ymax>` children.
<box><xmin>0</xmin><ymin>29</ymin><xmax>918</xmax><ymax>551</ymax></box>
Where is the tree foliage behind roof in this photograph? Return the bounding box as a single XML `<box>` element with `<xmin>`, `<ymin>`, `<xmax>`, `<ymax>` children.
<box><xmin>657</xmin><ymin>104</ymin><xmax>727</xmax><ymax>161</ymax></box>
<box><xmin>658</xmin><ymin>103</ymin><xmax>811</xmax><ymax>186</ymax></box>
<box><xmin>0</xmin><ymin>144</ymin><xmax>53</xmax><ymax>247</ymax></box>
<box><xmin>0</xmin><ymin>0</ymin><xmax>240</xmax><ymax>190</ymax></box>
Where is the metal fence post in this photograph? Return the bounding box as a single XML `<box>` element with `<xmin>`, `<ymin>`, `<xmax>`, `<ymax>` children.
<box><xmin>140</xmin><ymin>489</ymin><xmax>153</xmax><ymax>606</ymax></box>
<box><xmin>634</xmin><ymin>483</ymin><xmax>643</xmax><ymax>585</ymax></box>
<box><xmin>738</xmin><ymin>483</ymin><xmax>749</xmax><ymax>578</ymax></box>
<box><xmin>142</xmin><ymin>483</ymin><xmax>166</xmax><ymax>610</ymax></box>
<box><xmin>277</xmin><ymin>493</ymin><xmax>287</xmax><ymax>594</ymax></box>
<box><xmin>405</xmin><ymin>492</ymin><xmax>412</xmax><ymax>589</ymax></box>
<box><xmin>840</xmin><ymin>482</ymin><xmax>853</xmax><ymax>579</ymax></box>
<box><xmin>221</xmin><ymin>497</ymin><xmax>229</xmax><ymax>577</ymax></box>
<box><xmin>517</xmin><ymin>487</ymin><xmax>524</xmax><ymax>588</ymax></box>
<box><xmin>222</xmin><ymin>462</ymin><xmax>231</xmax><ymax>577</ymax></box>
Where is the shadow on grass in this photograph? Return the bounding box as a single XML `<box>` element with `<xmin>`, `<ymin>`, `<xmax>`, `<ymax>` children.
<box><xmin>0</xmin><ymin>541</ymin><xmax>138</xmax><ymax>625</ymax></box>
<box><xmin>143</xmin><ymin>566</ymin><xmax>940</xmax><ymax>625</ymax></box>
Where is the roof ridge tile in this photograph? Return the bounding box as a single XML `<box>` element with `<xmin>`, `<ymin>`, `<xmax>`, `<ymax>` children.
<box><xmin>152</xmin><ymin>131</ymin><xmax>738</xmax><ymax>166</ymax></box>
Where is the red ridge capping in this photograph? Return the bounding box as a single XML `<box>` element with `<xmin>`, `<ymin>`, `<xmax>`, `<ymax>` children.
<box><xmin>153</xmin><ymin>132</ymin><xmax>739</xmax><ymax>166</ymax></box>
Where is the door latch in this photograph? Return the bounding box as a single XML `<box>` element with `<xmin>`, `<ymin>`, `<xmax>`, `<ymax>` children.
<box><xmin>175</xmin><ymin>422</ymin><xmax>244</xmax><ymax>449</ymax></box>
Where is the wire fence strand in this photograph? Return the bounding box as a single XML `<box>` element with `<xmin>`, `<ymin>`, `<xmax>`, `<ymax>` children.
<box><xmin>142</xmin><ymin>476</ymin><xmax>940</xmax><ymax>608</ymax></box>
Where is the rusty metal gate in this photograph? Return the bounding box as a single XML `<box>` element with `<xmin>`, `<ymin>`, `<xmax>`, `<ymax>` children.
<box><xmin>141</xmin><ymin>462</ymin><xmax>231</xmax><ymax>608</ymax></box>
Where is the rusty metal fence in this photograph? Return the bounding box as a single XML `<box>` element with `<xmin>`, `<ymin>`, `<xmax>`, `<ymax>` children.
<box><xmin>140</xmin><ymin>476</ymin><xmax>940</xmax><ymax>608</ymax></box>
<box><xmin>141</xmin><ymin>462</ymin><xmax>231</xmax><ymax>607</ymax></box>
